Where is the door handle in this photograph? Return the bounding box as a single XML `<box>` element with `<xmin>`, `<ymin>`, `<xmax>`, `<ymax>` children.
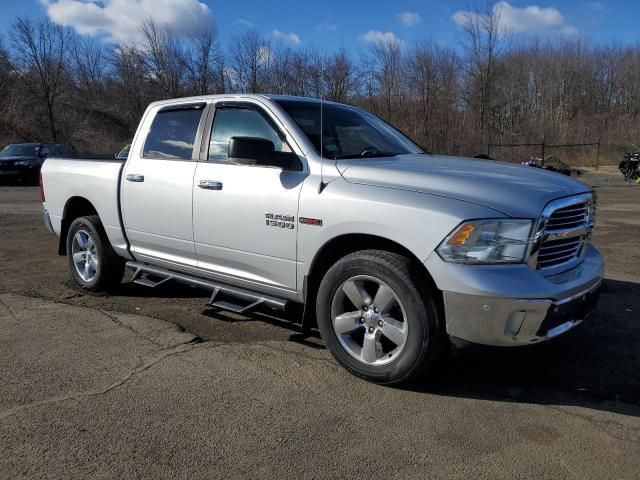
<box><xmin>198</xmin><ymin>180</ymin><xmax>223</xmax><ymax>190</ymax></box>
<box><xmin>126</xmin><ymin>174</ymin><xmax>145</xmax><ymax>182</ymax></box>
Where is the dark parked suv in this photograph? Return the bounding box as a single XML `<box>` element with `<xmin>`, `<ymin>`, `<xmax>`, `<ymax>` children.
<box><xmin>0</xmin><ymin>143</ymin><xmax>76</xmax><ymax>183</ymax></box>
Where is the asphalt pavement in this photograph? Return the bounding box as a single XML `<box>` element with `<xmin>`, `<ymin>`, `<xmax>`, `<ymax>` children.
<box><xmin>1</xmin><ymin>177</ymin><xmax>639</xmax><ymax>479</ymax></box>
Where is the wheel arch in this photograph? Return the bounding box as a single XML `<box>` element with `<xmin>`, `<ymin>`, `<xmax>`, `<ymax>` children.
<box><xmin>301</xmin><ymin>233</ymin><xmax>442</xmax><ymax>330</ymax></box>
<box><xmin>58</xmin><ymin>196</ymin><xmax>99</xmax><ymax>255</ymax></box>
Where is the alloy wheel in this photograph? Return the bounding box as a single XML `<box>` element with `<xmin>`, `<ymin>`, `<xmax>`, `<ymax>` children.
<box><xmin>330</xmin><ymin>275</ymin><xmax>408</xmax><ymax>366</ymax></box>
<box><xmin>71</xmin><ymin>229</ymin><xmax>99</xmax><ymax>282</ymax></box>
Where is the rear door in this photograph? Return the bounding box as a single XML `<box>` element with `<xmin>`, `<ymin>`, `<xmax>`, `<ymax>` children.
<box><xmin>121</xmin><ymin>102</ymin><xmax>208</xmax><ymax>267</ymax></box>
<box><xmin>192</xmin><ymin>101</ymin><xmax>307</xmax><ymax>293</ymax></box>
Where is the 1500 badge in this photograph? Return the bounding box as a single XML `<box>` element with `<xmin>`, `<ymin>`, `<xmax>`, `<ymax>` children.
<box><xmin>265</xmin><ymin>213</ymin><xmax>295</xmax><ymax>229</ymax></box>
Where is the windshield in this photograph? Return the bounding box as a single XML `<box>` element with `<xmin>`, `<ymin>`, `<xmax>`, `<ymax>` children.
<box><xmin>275</xmin><ymin>99</ymin><xmax>423</xmax><ymax>159</ymax></box>
<box><xmin>0</xmin><ymin>144</ymin><xmax>40</xmax><ymax>158</ymax></box>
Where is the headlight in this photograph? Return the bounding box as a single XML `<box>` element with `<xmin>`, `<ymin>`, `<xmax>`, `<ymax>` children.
<box><xmin>437</xmin><ymin>219</ymin><xmax>533</xmax><ymax>264</ymax></box>
<box><xmin>14</xmin><ymin>160</ymin><xmax>34</xmax><ymax>167</ymax></box>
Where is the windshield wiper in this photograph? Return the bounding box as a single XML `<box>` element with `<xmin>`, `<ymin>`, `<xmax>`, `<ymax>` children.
<box><xmin>330</xmin><ymin>151</ymin><xmax>400</xmax><ymax>160</ymax></box>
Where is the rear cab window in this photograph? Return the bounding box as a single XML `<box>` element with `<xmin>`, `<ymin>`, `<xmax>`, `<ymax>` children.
<box><xmin>143</xmin><ymin>104</ymin><xmax>205</xmax><ymax>160</ymax></box>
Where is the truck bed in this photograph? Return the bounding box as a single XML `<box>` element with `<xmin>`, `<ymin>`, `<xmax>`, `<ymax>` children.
<box><xmin>41</xmin><ymin>157</ymin><xmax>129</xmax><ymax>256</ymax></box>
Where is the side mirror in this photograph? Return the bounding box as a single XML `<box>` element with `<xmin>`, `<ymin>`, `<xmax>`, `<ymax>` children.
<box><xmin>40</xmin><ymin>151</ymin><xmax>50</xmax><ymax>158</ymax></box>
<box><xmin>228</xmin><ymin>136</ymin><xmax>301</xmax><ymax>170</ymax></box>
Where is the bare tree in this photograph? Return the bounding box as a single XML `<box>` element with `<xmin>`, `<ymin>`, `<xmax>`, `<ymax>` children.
<box><xmin>185</xmin><ymin>23</ymin><xmax>224</xmax><ymax>95</ymax></box>
<box><xmin>0</xmin><ymin>37</ymin><xmax>12</xmax><ymax>94</ymax></box>
<box><xmin>407</xmin><ymin>41</ymin><xmax>459</xmax><ymax>149</ymax></box>
<box><xmin>140</xmin><ymin>19</ymin><xmax>186</xmax><ymax>98</ymax></box>
<box><xmin>457</xmin><ymin>1</ymin><xmax>510</xmax><ymax>137</ymax></box>
<box><xmin>306</xmin><ymin>49</ymin><xmax>325</xmax><ymax>99</ymax></box>
<box><xmin>363</xmin><ymin>36</ymin><xmax>403</xmax><ymax>123</ymax></box>
<box><xmin>324</xmin><ymin>48</ymin><xmax>354</xmax><ymax>103</ymax></box>
<box><xmin>356</xmin><ymin>49</ymin><xmax>378</xmax><ymax>113</ymax></box>
<box><xmin>112</xmin><ymin>44</ymin><xmax>148</xmax><ymax>128</ymax></box>
<box><xmin>10</xmin><ymin>17</ymin><xmax>71</xmax><ymax>141</ymax></box>
<box><xmin>1</xmin><ymin>9</ymin><xmax>640</xmax><ymax>164</ymax></box>
<box><xmin>230</xmin><ymin>30</ymin><xmax>271</xmax><ymax>93</ymax></box>
<box><xmin>71</xmin><ymin>37</ymin><xmax>108</xmax><ymax>95</ymax></box>
<box><xmin>264</xmin><ymin>47</ymin><xmax>312</xmax><ymax>96</ymax></box>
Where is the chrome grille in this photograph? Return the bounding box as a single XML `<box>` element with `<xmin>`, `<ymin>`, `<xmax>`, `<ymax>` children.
<box><xmin>537</xmin><ymin>236</ymin><xmax>584</xmax><ymax>268</ymax></box>
<box><xmin>533</xmin><ymin>193</ymin><xmax>595</xmax><ymax>270</ymax></box>
<box><xmin>0</xmin><ymin>160</ymin><xmax>15</xmax><ymax>168</ymax></box>
<box><xmin>546</xmin><ymin>202</ymin><xmax>588</xmax><ymax>231</ymax></box>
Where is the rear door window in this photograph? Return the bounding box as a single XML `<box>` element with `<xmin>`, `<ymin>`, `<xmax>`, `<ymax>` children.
<box><xmin>143</xmin><ymin>107</ymin><xmax>204</xmax><ymax>160</ymax></box>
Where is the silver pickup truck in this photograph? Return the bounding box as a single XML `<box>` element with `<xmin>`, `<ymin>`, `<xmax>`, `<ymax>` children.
<box><xmin>40</xmin><ymin>94</ymin><xmax>603</xmax><ymax>384</ymax></box>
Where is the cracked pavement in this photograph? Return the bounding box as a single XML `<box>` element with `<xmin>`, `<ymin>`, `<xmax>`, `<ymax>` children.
<box><xmin>1</xmin><ymin>293</ymin><xmax>639</xmax><ymax>479</ymax></box>
<box><xmin>1</xmin><ymin>182</ymin><xmax>640</xmax><ymax>479</ymax></box>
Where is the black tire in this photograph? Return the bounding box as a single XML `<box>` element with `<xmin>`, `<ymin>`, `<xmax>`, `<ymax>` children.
<box><xmin>66</xmin><ymin>215</ymin><xmax>125</xmax><ymax>292</ymax></box>
<box><xmin>316</xmin><ymin>250</ymin><xmax>445</xmax><ymax>385</ymax></box>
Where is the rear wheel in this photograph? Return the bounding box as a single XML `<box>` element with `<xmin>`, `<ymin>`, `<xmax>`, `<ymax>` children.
<box><xmin>316</xmin><ymin>250</ymin><xmax>445</xmax><ymax>384</ymax></box>
<box><xmin>66</xmin><ymin>215</ymin><xmax>125</xmax><ymax>292</ymax></box>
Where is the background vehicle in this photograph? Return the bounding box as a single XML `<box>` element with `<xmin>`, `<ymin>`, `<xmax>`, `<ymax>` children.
<box><xmin>40</xmin><ymin>95</ymin><xmax>603</xmax><ymax>384</ymax></box>
<box><xmin>522</xmin><ymin>157</ymin><xmax>571</xmax><ymax>176</ymax></box>
<box><xmin>619</xmin><ymin>152</ymin><xmax>640</xmax><ymax>182</ymax></box>
<box><xmin>115</xmin><ymin>143</ymin><xmax>131</xmax><ymax>159</ymax></box>
<box><xmin>0</xmin><ymin>142</ymin><xmax>76</xmax><ymax>183</ymax></box>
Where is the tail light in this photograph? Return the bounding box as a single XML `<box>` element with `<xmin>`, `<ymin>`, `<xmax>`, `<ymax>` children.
<box><xmin>39</xmin><ymin>171</ymin><xmax>45</xmax><ymax>202</ymax></box>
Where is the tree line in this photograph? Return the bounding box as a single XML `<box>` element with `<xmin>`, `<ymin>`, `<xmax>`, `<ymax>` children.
<box><xmin>1</xmin><ymin>4</ymin><xmax>639</xmax><ymax>164</ymax></box>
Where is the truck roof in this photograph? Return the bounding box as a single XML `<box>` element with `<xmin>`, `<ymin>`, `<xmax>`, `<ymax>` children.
<box><xmin>147</xmin><ymin>94</ymin><xmax>342</xmax><ymax>109</ymax></box>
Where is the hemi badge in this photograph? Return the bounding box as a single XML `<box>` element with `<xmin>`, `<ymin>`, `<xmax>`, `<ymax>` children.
<box><xmin>299</xmin><ymin>217</ymin><xmax>323</xmax><ymax>226</ymax></box>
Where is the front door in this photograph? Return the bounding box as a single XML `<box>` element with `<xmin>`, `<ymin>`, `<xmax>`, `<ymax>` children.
<box><xmin>192</xmin><ymin>103</ymin><xmax>306</xmax><ymax>293</ymax></box>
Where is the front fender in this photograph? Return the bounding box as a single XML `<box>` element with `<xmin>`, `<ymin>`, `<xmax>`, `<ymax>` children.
<box><xmin>296</xmin><ymin>177</ymin><xmax>505</xmax><ymax>293</ymax></box>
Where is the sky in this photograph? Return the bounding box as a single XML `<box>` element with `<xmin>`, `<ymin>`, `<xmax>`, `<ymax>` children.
<box><xmin>0</xmin><ymin>0</ymin><xmax>638</xmax><ymax>51</ymax></box>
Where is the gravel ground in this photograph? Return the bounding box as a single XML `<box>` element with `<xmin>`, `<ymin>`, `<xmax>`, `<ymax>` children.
<box><xmin>0</xmin><ymin>174</ymin><xmax>639</xmax><ymax>479</ymax></box>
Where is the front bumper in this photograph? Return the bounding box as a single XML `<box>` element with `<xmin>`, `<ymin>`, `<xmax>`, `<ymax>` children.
<box><xmin>425</xmin><ymin>244</ymin><xmax>604</xmax><ymax>346</ymax></box>
<box><xmin>0</xmin><ymin>164</ymin><xmax>39</xmax><ymax>177</ymax></box>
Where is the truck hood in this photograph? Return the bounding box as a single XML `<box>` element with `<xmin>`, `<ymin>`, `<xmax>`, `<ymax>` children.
<box><xmin>337</xmin><ymin>154</ymin><xmax>591</xmax><ymax>218</ymax></box>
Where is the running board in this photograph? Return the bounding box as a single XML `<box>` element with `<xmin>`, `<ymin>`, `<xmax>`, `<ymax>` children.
<box><xmin>126</xmin><ymin>261</ymin><xmax>288</xmax><ymax>313</ymax></box>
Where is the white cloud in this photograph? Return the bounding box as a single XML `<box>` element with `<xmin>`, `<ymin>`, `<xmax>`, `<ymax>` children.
<box><xmin>315</xmin><ymin>21</ymin><xmax>337</xmax><ymax>32</ymax></box>
<box><xmin>236</xmin><ymin>18</ymin><xmax>253</xmax><ymax>28</ymax></box>
<box><xmin>360</xmin><ymin>30</ymin><xmax>402</xmax><ymax>46</ymax></box>
<box><xmin>453</xmin><ymin>1</ymin><xmax>578</xmax><ymax>36</ymax></box>
<box><xmin>560</xmin><ymin>24</ymin><xmax>579</xmax><ymax>36</ymax></box>
<box><xmin>588</xmin><ymin>1</ymin><xmax>605</xmax><ymax>12</ymax></box>
<box><xmin>223</xmin><ymin>66</ymin><xmax>240</xmax><ymax>90</ymax></box>
<box><xmin>397</xmin><ymin>11</ymin><xmax>421</xmax><ymax>27</ymax></box>
<box><xmin>39</xmin><ymin>0</ymin><xmax>213</xmax><ymax>44</ymax></box>
<box><xmin>257</xmin><ymin>45</ymin><xmax>274</xmax><ymax>65</ymax></box>
<box><xmin>271</xmin><ymin>29</ymin><xmax>301</xmax><ymax>46</ymax></box>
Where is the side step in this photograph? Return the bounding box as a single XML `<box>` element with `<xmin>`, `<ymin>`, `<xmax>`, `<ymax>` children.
<box><xmin>126</xmin><ymin>261</ymin><xmax>288</xmax><ymax>313</ymax></box>
<box><xmin>130</xmin><ymin>267</ymin><xmax>173</xmax><ymax>288</ymax></box>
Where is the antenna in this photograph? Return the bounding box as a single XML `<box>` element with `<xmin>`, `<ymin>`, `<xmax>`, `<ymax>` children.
<box><xmin>318</xmin><ymin>51</ymin><xmax>327</xmax><ymax>194</ymax></box>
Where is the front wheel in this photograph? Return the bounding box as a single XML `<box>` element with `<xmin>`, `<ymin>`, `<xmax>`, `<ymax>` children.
<box><xmin>316</xmin><ymin>250</ymin><xmax>445</xmax><ymax>385</ymax></box>
<box><xmin>66</xmin><ymin>215</ymin><xmax>125</xmax><ymax>292</ymax></box>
